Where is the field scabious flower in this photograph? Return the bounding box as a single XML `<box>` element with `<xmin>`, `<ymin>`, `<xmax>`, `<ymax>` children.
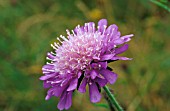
<box><xmin>40</xmin><ymin>19</ymin><xmax>133</xmax><ymax>110</ymax></box>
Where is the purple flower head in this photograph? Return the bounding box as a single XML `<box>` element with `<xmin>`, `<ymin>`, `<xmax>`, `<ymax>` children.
<box><xmin>40</xmin><ymin>19</ymin><xmax>133</xmax><ymax>110</ymax></box>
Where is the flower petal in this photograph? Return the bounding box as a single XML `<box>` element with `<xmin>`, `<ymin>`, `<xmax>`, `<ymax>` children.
<box><xmin>42</xmin><ymin>64</ymin><xmax>54</xmax><ymax>69</ymax></box>
<box><xmin>99</xmin><ymin>69</ymin><xmax>117</xmax><ymax>84</ymax></box>
<box><xmin>89</xmin><ymin>82</ymin><xmax>101</xmax><ymax>103</ymax></box>
<box><xmin>98</xmin><ymin>19</ymin><xmax>107</xmax><ymax>33</ymax></box>
<box><xmin>100</xmin><ymin>54</ymin><xmax>115</xmax><ymax>61</ymax></box>
<box><xmin>87</xmin><ymin>22</ymin><xmax>95</xmax><ymax>33</ymax></box>
<box><xmin>98</xmin><ymin>62</ymin><xmax>107</xmax><ymax>69</ymax></box>
<box><xmin>67</xmin><ymin>78</ymin><xmax>78</xmax><ymax>91</ymax></box>
<box><xmin>115</xmin><ymin>44</ymin><xmax>129</xmax><ymax>55</ymax></box>
<box><xmin>45</xmin><ymin>95</ymin><xmax>51</xmax><ymax>100</ymax></box>
<box><xmin>57</xmin><ymin>92</ymin><xmax>67</xmax><ymax>110</ymax></box>
<box><xmin>121</xmin><ymin>34</ymin><xmax>133</xmax><ymax>42</ymax></box>
<box><xmin>65</xmin><ymin>91</ymin><xmax>73</xmax><ymax>110</ymax></box>
<box><xmin>43</xmin><ymin>81</ymin><xmax>51</xmax><ymax>88</ymax></box>
<box><xmin>45</xmin><ymin>87</ymin><xmax>56</xmax><ymax>100</ymax></box>
<box><xmin>78</xmin><ymin>71</ymin><xmax>82</xmax><ymax>78</ymax></box>
<box><xmin>47</xmin><ymin>52</ymin><xmax>55</xmax><ymax>59</ymax></box>
<box><xmin>113</xmin><ymin>34</ymin><xmax>133</xmax><ymax>45</ymax></box>
<box><xmin>78</xmin><ymin>78</ymin><xmax>87</xmax><ymax>93</ymax></box>
<box><xmin>95</xmin><ymin>77</ymin><xmax>107</xmax><ymax>87</ymax></box>
<box><xmin>113</xmin><ymin>38</ymin><xmax>125</xmax><ymax>45</ymax></box>
<box><xmin>61</xmin><ymin>77</ymin><xmax>71</xmax><ymax>87</ymax></box>
<box><xmin>39</xmin><ymin>73</ymin><xmax>56</xmax><ymax>80</ymax></box>
<box><xmin>105</xmin><ymin>24</ymin><xmax>118</xmax><ymax>36</ymax></box>
<box><xmin>53</xmin><ymin>86</ymin><xmax>66</xmax><ymax>97</ymax></box>
<box><xmin>111</xmin><ymin>56</ymin><xmax>132</xmax><ymax>61</ymax></box>
<box><xmin>90</xmin><ymin>70</ymin><xmax>98</xmax><ymax>79</ymax></box>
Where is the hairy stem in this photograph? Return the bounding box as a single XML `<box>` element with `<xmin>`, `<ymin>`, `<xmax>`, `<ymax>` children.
<box><xmin>103</xmin><ymin>86</ymin><xmax>124</xmax><ymax>111</ymax></box>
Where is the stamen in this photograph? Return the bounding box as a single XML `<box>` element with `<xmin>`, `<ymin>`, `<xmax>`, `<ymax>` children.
<box><xmin>50</xmin><ymin>51</ymin><xmax>56</xmax><ymax>55</ymax></box>
<box><xmin>42</xmin><ymin>68</ymin><xmax>55</xmax><ymax>72</ymax></box>
<box><xmin>46</xmin><ymin>57</ymin><xmax>53</xmax><ymax>61</ymax></box>
<box><xmin>46</xmin><ymin>62</ymin><xmax>52</xmax><ymax>64</ymax></box>
<box><xmin>102</xmin><ymin>25</ymin><xmax>107</xmax><ymax>35</ymax></box>
<box><xmin>71</xmin><ymin>30</ymin><xmax>76</xmax><ymax>36</ymax></box>
<box><xmin>51</xmin><ymin>44</ymin><xmax>57</xmax><ymax>50</ymax></box>
<box><xmin>92</xmin><ymin>23</ymin><xmax>95</xmax><ymax>32</ymax></box>
<box><xmin>43</xmin><ymin>72</ymin><xmax>51</xmax><ymax>74</ymax></box>
<box><xmin>66</xmin><ymin>29</ymin><xmax>71</xmax><ymax>36</ymax></box>
<box><xmin>57</xmin><ymin>37</ymin><xmax>63</xmax><ymax>43</ymax></box>
<box><xmin>60</xmin><ymin>35</ymin><xmax>68</xmax><ymax>41</ymax></box>
<box><xmin>54</xmin><ymin>42</ymin><xmax>59</xmax><ymax>48</ymax></box>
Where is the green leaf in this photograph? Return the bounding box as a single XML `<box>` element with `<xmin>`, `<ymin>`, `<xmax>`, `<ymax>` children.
<box><xmin>93</xmin><ymin>103</ymin><xmax>109</xmax><ymax>109</ymax></box>
<box><xmin>150</xmin><ymin>0</ymin><xmax>170</xmax><ymax>12</ymax></box>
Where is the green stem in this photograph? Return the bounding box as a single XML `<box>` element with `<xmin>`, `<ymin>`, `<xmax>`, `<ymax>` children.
<box><xmin>103</xmin><ymin>86</ymin><xmax>124</xmax><ymax>111</ymax></box>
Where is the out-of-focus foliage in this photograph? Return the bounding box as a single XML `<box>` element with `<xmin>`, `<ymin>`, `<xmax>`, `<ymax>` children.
<box><xmin>0</xmin><ymin>0</ymin><xmax>170</xmax><ymax>111</ymax></box>
<box><xmin>150</xmin><ymin>0</ymin><xmax>170</xmax><ymax>12</ymax></box>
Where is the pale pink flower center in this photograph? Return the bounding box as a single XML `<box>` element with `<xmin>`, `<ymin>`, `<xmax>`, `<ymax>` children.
<box><xmin>53</xmin><ymin>30</ymin><xmax>104</xmax><ymax>75</ymax></box>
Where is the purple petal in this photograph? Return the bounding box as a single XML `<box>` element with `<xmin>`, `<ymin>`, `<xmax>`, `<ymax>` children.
<box><xmin>53</xmin><ymin>86</ymin><xmax>66</xmax><ymax>97</ymax></box>
<box><xmin>95</xmin><ymin>77</ymin><xmax>107</xmax><ymax>87</ymax></box>
<box><xmin>91</xmin><ymin>63</ymin><xmax>99</xmax><ymax>69</ymax></box>
<box><xmin>45</xmin><ymin>95</ymin><xmax>51</xmax><ymax>100</ymax></box>
<box><xmin>61</xmin><ymin>78</ymin><xmax>71</xmax><ymax>87</ymax></box>
<box><xmin>39</xmin><ymin>73</ymin><xmax>56</xmax><ymax>80</ymax></box>
<box><xmin>57</xmin><ymin>92</ymin><xmax>67</xmax><ymax>110</ymax></box>
<box><xmin>105</xmin><ymin>24</ymin><xmax>118</xmax><ymax>35</ymax></box>
<box><xmin>74</xmin><ymin>26</ymin><xmax>84</xmax><ymax>35</ymax></box>
<box><xmin>52</xmin><ymin>78</ymin><xmax>63</xmax><ymax>84</ymax></box>
<box><xmin>111</xmin><ymin>56</ymin><xmax>132</xmax><ymax>61</ymax></box>
<box><xmin>78</xmin><ymin>71</ymin><xmax>82</xmax><ymax>78</ymax></box>
<box><xmin>47</xmin><ymin>87</ymin><xmax>54</xmax><ymax>95</ymax></box>
<box><xmin>42</xmin><ymin>64</ymin><xmax>54</xmax><ymax>69</ymax></box>
<box><xmin>109</xmin><ymin>30</ymin><xmax>120</xmax><ymax>41</ymax></box>
<box><xmin>45</xmin><ymin>87</ymin><xmax>56</xmax><ymax>100</ymax></box>
<box><xmin>74</xmin><ymin>27</ymin><xmax>79</xmax><ymax>34</ymax></box>
<box><xmin>98</xmin><ymin>19</ymin><xmax>107</xmax><ymax>33</ymax></box>
<box><xmin>113</xmin><ymin>38</ymin><xmax>125</xmax><ymax>45</ymax></box>
<box><xmin>65</xmin><ymin>91</ymin><xmax>73</xmax><ymax>110</ymax></box>
<box><xmin>78</xmin><ymin>78</ymin><xmax>87</xmax><ymax>93</ymax></box>
<box><xmin>100</xmin><ymin>54</ymin><xmax>115</xmax><ymax>61</ymax></box>
<box><xmin>115</xmin><ymin>44</ymin><xmax>129</xmax><ymax>55</ymax></box>
<box><xmin>45</xmin><ymin>85</ymin><xmax>66</xmax><ymax>98</ymax></box>
<box><xmin>67</xmin><ymin>78</ymin><xmax>78</xmax><ymax>91</ymax></box>
<box><xmin>113</xmin><ymin>34</ymin><xmax>133</xmax><ymax>45</ymax></box>
<box><xmin>98</xmin><ymin>62</ymin><xmax>107</xmax><ymax>69</ymax></box>
<box><xmin>90</xmin><ymin>70</ymin><xmax>98</xmax><ymax>79</ymax></box>
<box><xmin>87</xmin><ymin>22</ymin><xmax>95</xmax><ymax>32</ymax></box>
<box><xmin>92</xmin><ymin>56</ymin><xmax>100</xmax><ymax>60</ymax></box>
<box><xmin>43</xmin><ymin>81</ymin><xmax>51</xmax><ymax>88</ymax></box>
<box><xmin>47</xmin><ymin>52</ymin><xmax>55</xmax><ymax>59</ymax></box>
<box><xmin>99</xmin><ymin>69</ymin><xmax>117</xmax><ymax>84</ymax></box>
<box><xmin>121</xmin><ymin>34</ymin><xmax>133</xmax><ymax>42</ymax></box>
<box><xmin>89</xmin><ymin>82</ymin><xmax>101</xmax><ymax>103</ymax></box>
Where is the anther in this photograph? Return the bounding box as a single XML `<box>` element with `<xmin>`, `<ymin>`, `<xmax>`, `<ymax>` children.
<box><xmin>51</xmin><ymin>44</ymin><xmax>57</xmax><ymax>50</ymax></box>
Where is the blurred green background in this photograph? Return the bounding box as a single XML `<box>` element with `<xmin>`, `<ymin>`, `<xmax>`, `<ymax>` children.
<box><xmin>0</xmin><ymin>0</ymin><xmax>170</xmax><ymax>111</ymax></box>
